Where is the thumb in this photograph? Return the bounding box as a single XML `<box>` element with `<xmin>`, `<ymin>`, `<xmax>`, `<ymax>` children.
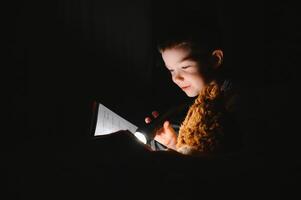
<box><xmin>163</xmin><ymin>121</ymin><xmax>177</xmax><ymax>136</ymax></box>
<box><xmin>163</xmin><ymin>120</ymin><xmax>171</xmax><ymax>130</ymax></box>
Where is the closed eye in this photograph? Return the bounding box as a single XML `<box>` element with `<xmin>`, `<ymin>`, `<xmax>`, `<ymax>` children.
<box><xmin>182</xmin><ymin>66</ymin><xmax>190</xmax><ymax>69</ymax></box>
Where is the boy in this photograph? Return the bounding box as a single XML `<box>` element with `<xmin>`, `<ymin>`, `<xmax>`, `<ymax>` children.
<box><xmin>146</xmin><ymin>28</ymin><xmax>244</xmax><ymax>155</ymax></box>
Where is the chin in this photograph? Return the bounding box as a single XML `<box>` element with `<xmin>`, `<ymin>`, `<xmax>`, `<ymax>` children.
<box><xmin>185</xmin><ymin>92</ymin><xmax>199</xmax><ymax>97</ymax></box>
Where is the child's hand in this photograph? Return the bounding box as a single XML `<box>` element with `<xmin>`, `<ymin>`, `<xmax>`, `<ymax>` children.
<box><xmin>145</xmin><ymin>111</ymin><xmax>177</xmax><ymax>150</ymax></box>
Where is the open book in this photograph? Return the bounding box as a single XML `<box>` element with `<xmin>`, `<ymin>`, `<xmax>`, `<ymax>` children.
<box><xmin>90</xmin><ymin>102</ymin><xmax>148</xmax><ymax>144</ymax></box>
<box><xmin>93</xmin><ymin>103</ymin><xmax>138</xmax><ymax>136</ymax></box>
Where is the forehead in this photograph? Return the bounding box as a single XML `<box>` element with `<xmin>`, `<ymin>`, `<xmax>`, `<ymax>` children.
<box><xmin>161</xmin><ymin>47</ymin><xmax>194</xmax><ymax>66</ymax></box>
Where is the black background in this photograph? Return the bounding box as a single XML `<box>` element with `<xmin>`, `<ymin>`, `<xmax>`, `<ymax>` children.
<box><xmin>6</xmin><ymin>0</ymin><xmax>301</xmax><ymax>197</ymax></box>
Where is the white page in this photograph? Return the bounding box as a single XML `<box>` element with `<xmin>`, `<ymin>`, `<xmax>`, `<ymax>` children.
<box><xmin>94</xmin><ymin>103</ymin><xmax>138</xmax><ymax>136</ymax></box>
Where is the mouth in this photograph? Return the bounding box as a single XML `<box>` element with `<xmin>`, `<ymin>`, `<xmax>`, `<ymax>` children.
<box><xmin>181</xmin><ymin>86</ymin><xmax>190</xmax><ymax>90</ymax></box>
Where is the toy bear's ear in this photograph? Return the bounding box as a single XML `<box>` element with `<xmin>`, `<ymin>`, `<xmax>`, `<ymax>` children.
<box><xmin>211</xmin><ymin>49</ymin><xmax>224</xmax><ymax>69</ymax></box>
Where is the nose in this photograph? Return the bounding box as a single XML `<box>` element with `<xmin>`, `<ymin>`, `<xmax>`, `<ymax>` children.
<box><xmin>172</xmin><ymin>71</ymin><xmax>184</xmax><ymax>83</ymax></box>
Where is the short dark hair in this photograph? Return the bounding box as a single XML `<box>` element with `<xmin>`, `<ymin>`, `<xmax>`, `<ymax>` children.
<box><xmin>156</xmin><ymin>14</ymin><xmax>222</xmax><ymax>64</ymax></box>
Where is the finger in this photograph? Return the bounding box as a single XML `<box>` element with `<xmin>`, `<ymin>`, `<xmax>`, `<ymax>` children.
<box><xmin>154</xmin><ymin>135</ymin><xmax>163</xmax><ymax>144</ymax></box>
<box><xmin>154</xmin><ymin>132</ymin><xmax>164</xmax><ymax>141</ymax></box>
<box><xmin>163</xmin><ymin>121</ymin><xmax>177</xmax><ymax>134</ymax></box>
<box><xmin>154</xmin><ymin>127</ymin><xmax>164</xmax><ymax>136</ymax></box>
<box><xmin>145</xmin><ymin>117</ymin><xmax>152</xmax><ymax>124</ymax></box>
<box><xmin>163</xmin><ymin>120</ymin><xmax>170</xmax><ymax>129</ymax></box>
<box><xmin>152</xmin><ymin>111</ymin><xmax>159</xmax><ymax>118</ymax></box>
<box><xmin>154</xmin><ymin>134</ymin><xmax>160</xmax><ymax>140</ymax></box>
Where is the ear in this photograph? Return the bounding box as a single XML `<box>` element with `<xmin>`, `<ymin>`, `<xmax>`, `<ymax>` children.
<box><xmin>211</xmin><ymin>49</ymin><xmax>224</xmax><ymax>69</ymax></box>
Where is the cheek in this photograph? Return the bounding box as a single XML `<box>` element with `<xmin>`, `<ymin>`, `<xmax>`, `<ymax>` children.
<box><xmin>191</xmin><ymin>75</ymin><xmax>205</xmax><ymax>88</ymax></box>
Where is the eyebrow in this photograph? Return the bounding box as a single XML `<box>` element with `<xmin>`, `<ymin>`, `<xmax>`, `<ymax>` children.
<box><xmin>179</xmin><ymin>55</ymin><xmax>194</xmax><ymax>63</ymax></box>
<box><xmin>165</xmin><ymin>55</ymin><xmax>195</xmax><ymax>69</ymax></box>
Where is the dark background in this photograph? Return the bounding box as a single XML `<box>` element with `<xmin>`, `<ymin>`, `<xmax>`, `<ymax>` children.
<box><xmin>6</xmin><ymin>0</ymin><xmax>300</xmax><ymax>197</ymax></box>
<box><xmin>8</xmin><ymin>0</ymin><xmax>299</xmax><ymax>141</ymax></box>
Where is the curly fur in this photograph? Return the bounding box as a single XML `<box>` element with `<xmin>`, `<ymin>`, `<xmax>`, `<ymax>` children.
<box><xmin>176</xmin><ymin>81</ymin><xmax>226</xmax><ymax>154</ymax></box>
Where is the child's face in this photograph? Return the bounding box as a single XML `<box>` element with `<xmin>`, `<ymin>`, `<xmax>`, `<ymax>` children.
<box><xmin>161</xmin><ymin>47</ymin><xmax>206</xmax><ymax>97</ymax></box>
